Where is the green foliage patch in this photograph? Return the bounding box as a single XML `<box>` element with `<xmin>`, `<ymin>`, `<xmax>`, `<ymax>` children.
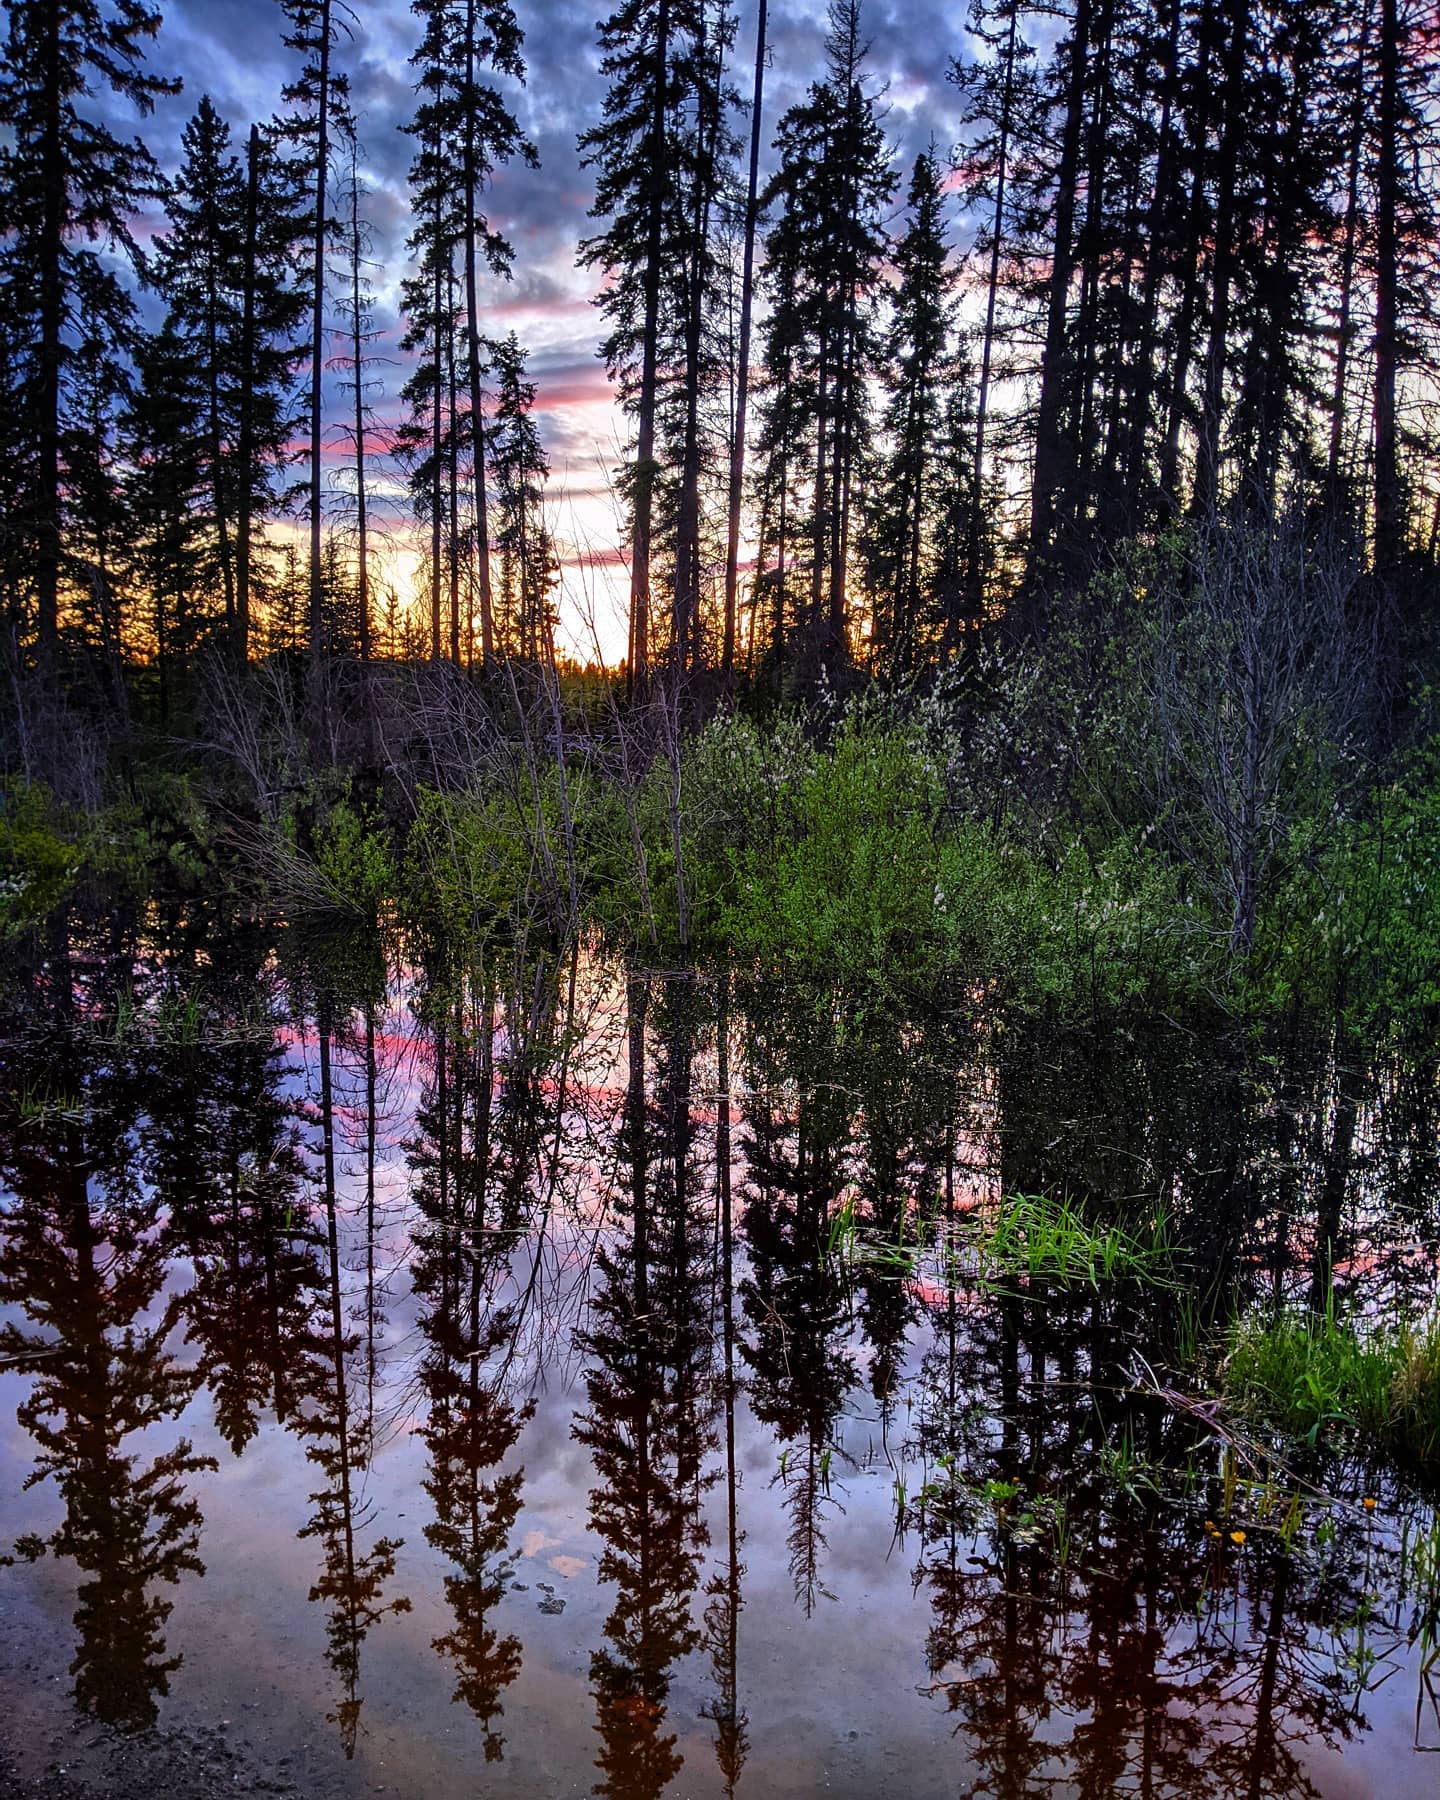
<box><xmin>1224</xmin><ymin>1303</ymin><xmax>1440</xmax><ymax>1467</ymax></box>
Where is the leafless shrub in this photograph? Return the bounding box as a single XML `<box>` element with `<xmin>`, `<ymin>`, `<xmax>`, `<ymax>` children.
<box><xmin>1</xmin><ymin>627</ymin><xmax>112</xmax><ymax>811</ymax></box>
<box><xmin>197</xmin><ymin>651</ymin><xmax>310</xmax><ymax>823</ymax></box>
<box><xmin>1139</xmin><ymin>515</ymin><xmax>1375</xmax><ymax>953</ymax></box>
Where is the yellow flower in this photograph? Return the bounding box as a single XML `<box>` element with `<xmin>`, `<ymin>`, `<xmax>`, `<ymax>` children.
<box><xmin>1362</xmin><ymin>1496</ymin><xmax>1377</xmax><ymax>1512</ymax></box>
<box><xmin>1229</xmin><ymin>1530</ymin><xmax>1247</xmax><ymax>1546</ymax></box>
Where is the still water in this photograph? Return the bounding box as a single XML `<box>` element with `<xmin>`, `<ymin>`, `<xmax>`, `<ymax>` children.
<box><xmin>2</xmin><ymin>918</ymin><xmax>1438</xmax><ymax>1796</ymax></box>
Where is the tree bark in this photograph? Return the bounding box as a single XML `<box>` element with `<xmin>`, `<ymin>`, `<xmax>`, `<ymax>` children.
<box><xmin>307</xmin><ymin>0</ymin><xmax>335</xmax><ymax>663</ymax></box>
<box><xmin>1192</xmin><ymin>0</ymin><xmax>1250</xmax><ymax>518</ymax></box>
<box><xmin>36</xmin><ymin>6</ymin><xmax>64</xmax><ymax>665</ymax></box>
<box><xmin>1373</xmin><ymin>0</ymin><xmax>1401</xmax><ymax>578</ymax></box>
<box><xmin>969</xmin><ymin>1</ymin><xmax>1019</xmax><ymax>618</ymax></box>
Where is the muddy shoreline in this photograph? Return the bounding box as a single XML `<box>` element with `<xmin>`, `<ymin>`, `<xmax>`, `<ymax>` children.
<box><xmin>0</xmin><ymin>1589</ymin><xmax>317</xmax><ymax>1800</ymax></box>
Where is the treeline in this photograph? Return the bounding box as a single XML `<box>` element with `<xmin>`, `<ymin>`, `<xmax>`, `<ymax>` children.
<box><xmin>2</xmin><ymin>0</ymin><xmax>1439</xmax><ymax>723</ymax></box>
<box><xmin>0</xmin><ymin>0</ymin><xmax>554</xmax><ymax>707</ymax></box>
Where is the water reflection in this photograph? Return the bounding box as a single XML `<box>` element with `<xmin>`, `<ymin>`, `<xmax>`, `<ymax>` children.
<box><xmin>699</xmin><ymin>968</ymin><xmax>748</xmax><ymax>1797</ymax></box>
<box><xmin>410</xmin><ymin>972</ymin><xmax>537</xmax><ymax>1760</ymax></box>
<box><xmin>293</xmin><ymin>993</ymin><xmax>411</xmax><ymax>1757</ymax></box>
<box><xmin>737</xmin><ymin>987</ymin><xmax>856</xmax><ymax>1616</ymax></box>
<box><xmin>575</xmin><ymin>971</ymin><xmax>718</xmax><ymax>1798</ymax></box>
<box><xmin>0</xmin><ymin>935</ymin><xmax>217</xmax><ymax>1730</ymax></box>
<box><xmin>2</xmin><ymin>920</ymin><xmax>1439</xmax><ymax>1795</ymax></box>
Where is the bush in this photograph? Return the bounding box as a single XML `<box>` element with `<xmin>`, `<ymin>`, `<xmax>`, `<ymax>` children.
<box><xmin>0</xmin><ymin>782</ymin><xmax>78</xmax><ymax>937</ymax></box>
<box><xmin>718</xmin><ymin>720</ymin><xmax>952</xmax><ymax>988</ymax></box>
<box><xmin>1252</xmin><ymin>747</ymin><xmax>1440</xmax><ymax>1038</ymax></box>
<box><xmin>1224</xmin><ymin>1303</ymin><xmax>1440</xmax><ymax>1467</ymax></box>
<box><xmin>997</xmin><ymin>828</ymin><xmax>1223</xmax><ymax>1015</ymax></box>
<box><xmin>403</xmin><ymin>783</ymin><xmax>545</xmax><ymax>947</ymax></box>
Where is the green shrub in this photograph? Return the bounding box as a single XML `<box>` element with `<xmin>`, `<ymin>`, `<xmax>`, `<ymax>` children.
<box><xmin>316</xmin><ymin>796</ymin><xmax>394</xmax><ymax>914</ymax></box>
<box><xmin>1268</xmin><ymin>753</ymin><xmax>1440</xmax><ymax>1036</ymax></box>
<box><xmin>403</xmin><ymin>784</ymin><xmax>541</xmax><ymax>945</ymax></box>
<box><xmin>0</xmin><ymin>782</ymin><xmax>78</xmax><ymax>935</ymax></box>
<box><xmin>90</xmin><ymin>771</ymin><xmax>222</xmax><ymax>904</ymax></box>
<box><xmin>998</xmin><ymin>828</ymin><xmax>1223</xmax><ymax>1016</ymax></box>
<box><xmin>1224</xmin><ymin>1302</ymin><xmax>1440</xmax><ymax>1467</ymax></box>
<box><xmin>719</xmin><ymin>720</ymin><xmax>952</xmax><ymax>988</ymax></box>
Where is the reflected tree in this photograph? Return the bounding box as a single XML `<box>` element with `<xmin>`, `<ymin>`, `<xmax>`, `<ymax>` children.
<box><xmin>574</xmin><ymin>970</ymin><xmax>717</xmax><ymax>1798</ymax></box>
<box><xmin>410</xmin><ymin>959</ymin><xmax>542</xmax><ymax>1761</ymax></box>
<box><xmin>292</xmin><ymin>988</ymin><xmax>411</xmax><ymax>1758</ymax></box>
<box><xmin>0</xmin><ymin>947</ymin><xmax>213</xmax><ymax>1730</ymax></box>
<box><xmin>736</xmin><ymin>979</ymin><xmax>857</xmax><ymax>1613</ymax></box>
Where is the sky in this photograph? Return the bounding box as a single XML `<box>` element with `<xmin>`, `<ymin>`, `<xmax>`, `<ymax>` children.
<box><xmin>121</xmin><ymin>0</ymin><xmax>973</xmax><ymax>659</ymax></box>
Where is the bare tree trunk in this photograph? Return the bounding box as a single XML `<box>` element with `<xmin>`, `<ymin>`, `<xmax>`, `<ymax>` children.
<box><xmin>207</xmin><ymin>270</ymin><xmax>237</xmax><ymax>645</ymax></box>
<box><xmin>1025</xmin><ymin>0</ymin><xmax>1092</xmax><ymax>608</ymax></box>
<box><xmin>308</xmin><ymin>0</ymin><xmax>335</xmax><ymax>664</ymax></box>
<box><xmin>969</xmin><ymin>1</ymin><xmax>1019</xmax><ymax>617</ymax></box>
<box><xmin>346</xmin><ymin>145</ymin><xmax>374</xmax><ymax>769</ymax></box>
<box><xmin>832</xmin><ymin>316</ymin><xmax>857</xmax><ymax>653</ymax></box>
<box><xmin>1158</xmin><ymin>0</ymin><xmax>1217</xmax><ymax>516</ymax></box>
<box><xmin>1372</xmin><ymin>0</ymin><xmax>1403</xmax><ymax>738</ymax></box>
<box><xmin>674</xmin><ymin>10</ymin><xmax>723</xmax><ymax>681</ymax></box>
<box><xmin>35</xmin><ymin>7</ymin><xmax>64</xmax><ymax>666</ymax></box>
<box><xmin>464</xmin><ymin>0</ymin><xmax>496</xmax><ymax>668</ymax></box>
<box><xmin>430</xmin><ymin>155</ymin><xmax>444</xmax><ymax>663</ymax></box>
<box><xmin>1193</xmin><ymin>0</ymin><xmax>1250</xmax><ymax>519</ymax></box>
<box><xmin>1123</xmin><ymin>0</ymin><xmax>1182</xmax><ymax>524</ymax></box>
<box><xmin>448</xmin><ymin>254</ymin><xmax>462</xmax><ymax>668</ymax></box>
<box><xmin>721</xmin><ymin>0</ymin><xmax>769</xmax><ymax>689</ymax></box>
<box><xmin>811</xmin><ymin>332</ymin><xmax>830</xmax><ymax>635</ymax></box>
<box><xmin>1326</xmin><ymin>4</ymin><xmax>1370</xmax><ymax>502</ymax></box>
<box><xmin>630</xmin><ymin>0</ymin><xmax>672</xmax><ymax>693</ymax></box>
<box><xmin>1373</xmin><ymin>0</ymin><xmax>1401</xmax><ymax>577</ymax></box>
<box><xmin>1070</xmin><ymin>0</ymin><xmax>1116</xmax><ymax>540</ymax></box>
<box><xmin>235</xmin><ymin>126</ymin><xmax>262</xmax><ymax>665</ymax></box>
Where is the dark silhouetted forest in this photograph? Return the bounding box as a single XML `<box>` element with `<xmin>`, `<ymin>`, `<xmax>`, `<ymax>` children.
<box><xmin>4</xmin><ymin>0</ymin><xmax>1439</xmax><ymax>714</ymax></box>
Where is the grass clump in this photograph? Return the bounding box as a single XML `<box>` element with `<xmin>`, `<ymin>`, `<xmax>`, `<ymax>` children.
<box><xmin>1390</xmin><ymin>1322</ymin><xmax>1440</xmax><ymax>1464</ymax></box>
<box><xmin>823</xmin><ymin>1189</ymin><xmax>1174</xmax><ymax>1297</ymax></box>
<box><xmin>1224</xmin><ymin>1304</ymin><xmax>1440</xmax><ymax>1466</ymax></box>
<box><xmin>974</xmin><ymin>1192</ymin><xmax>1173</xmax><ymax>1292</ymax></box>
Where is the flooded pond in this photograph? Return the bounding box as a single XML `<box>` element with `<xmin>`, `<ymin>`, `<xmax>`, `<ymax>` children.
<box><xmin>2</xmin><ymin>917</ymin><xmax>1439</xmax><ymax>1797</ymax></box>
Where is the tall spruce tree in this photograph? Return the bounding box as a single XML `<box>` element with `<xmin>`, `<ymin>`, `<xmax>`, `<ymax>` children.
<box><xmin>401</xmin><ymin>0</ymin><xmax>533</xmax><ymax>667</ymax></box>
<box><xmin>580</xmin><ymin>0</ymin><xmax>737</xmax><ymax>681</ymax></box>
<box><xmin>0</xmin><ymin>0</ymin><xmax>177</xmax><ymax>665</ymax></box>
<box><xmin>154</xmin><ymin>99</ymin><xmax>245</xmax><ymax>643</ymax></box>
<box><xmin>125</xmin><ymin>322</ymin><xmax>208</xmax><ymax>722</ymax></box>
<box><xmin>457</xmin><ymin>0</ymin><xmax>535</xmax><ymax>666</ymax></box>
<box><xmin>334</xmin><ymin>124</ymin><xmax>381</xmax><ymax>683</ymax></box>
<box><xmin>65</xmin><ymin>270</ymin><xmax>132</xmax><ymax>685</ymax></box>
<box><xmin>486</xmin><ymin>332</ymin><xmax>558</xmax><ymax>661</ymax></box>
<box><xmin>280</xmin><ymin>0</ymin><xmax>354</xmax><ymax>665</ymax></box>
<box><xmin>752</xmin><ymin>0</ymin><xmax>893</xmax><ymax>675</ymax></box>
<box><xmin>949</xmin><ymin>0</ymin><xmax>1039</xmax><ymax>616</ymax></box>
<box><xmin>232</xmin><ymin>122</ymin><xmax>308</xmax><ymax>661</ymax></box>
<box><xmin>398</xmin><ymin>51</ymin><xmax>464</xmax><ymax>664</ymax></box>
<box><xmin>665</xmin><ymin>0</ymin><xmax>737</xmax><ymax>676</ymax></box>
<box><xmin>151</xmin><ymin>102</ymin><xmax>305</xmax><ymax>666</ymax></box>
<box><xmin>863</xmin><ymin>149</ymin><xmax>957</xmax><ymax>667</ymax></box>
<box><xmin>720</xmin><ymin>0</ymin><xmax>769</xmax><ymax>685</ymax></box>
